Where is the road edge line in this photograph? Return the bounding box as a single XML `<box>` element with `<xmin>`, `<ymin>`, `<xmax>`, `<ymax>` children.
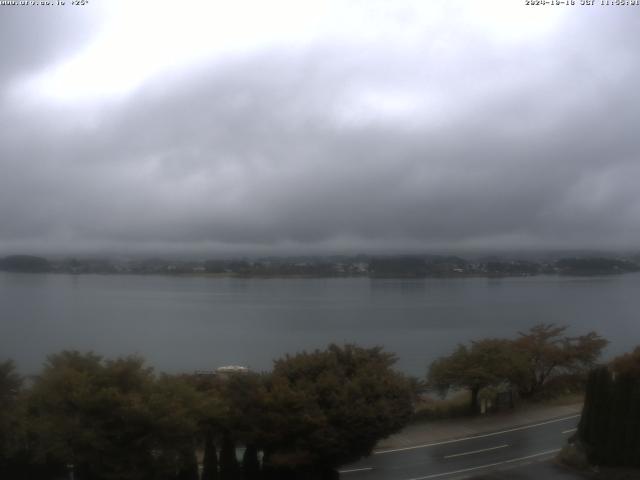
<box><xmin>374</xmin><ymin>414</ymin><xmax>580</xmax><ymax>455</ymax></box>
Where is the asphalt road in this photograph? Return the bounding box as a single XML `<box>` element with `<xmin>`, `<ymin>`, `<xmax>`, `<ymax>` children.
<box><xmin>339</xmin><ymin>415</ymin><xmax>581</xmax><ymax>480</ymax></box>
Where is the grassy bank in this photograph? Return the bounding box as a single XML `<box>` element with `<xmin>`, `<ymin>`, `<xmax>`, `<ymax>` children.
<box><xmin>410</xmin><ymin>390</ymin><xmax>584</xmax><ymax>424</ymax></box>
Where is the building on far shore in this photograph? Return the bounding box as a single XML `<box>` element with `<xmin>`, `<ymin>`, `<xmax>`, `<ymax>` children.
<box><xmin>194</xmin><ymin>365</ymin><xmax>249</xmax><ymax>380</ymax></box>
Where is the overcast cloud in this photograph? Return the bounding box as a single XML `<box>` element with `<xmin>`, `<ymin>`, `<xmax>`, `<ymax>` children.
<box><xmin>1</xmin><ymin>1</ymin><xmax>639</xmax><ymax>255</ymax></box>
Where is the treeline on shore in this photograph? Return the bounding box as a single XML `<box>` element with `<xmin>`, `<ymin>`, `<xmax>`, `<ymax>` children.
<box><xmin>1</xmin><ymin>253</ymin><xmax>640</xmax><ymax>277</ymax></box>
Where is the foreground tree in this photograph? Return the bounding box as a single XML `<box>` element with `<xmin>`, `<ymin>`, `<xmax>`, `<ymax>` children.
<box><xmin>218</xmin><ymin>432</ymin><xmax>240</xmax><ymax>480</ymax></box>
<box><xmin>191</xmin><ymin>370</ymin><xmax>264</xmax><ymax>480</ymax></box>
<box><xmin>1</xmin><ymin>345</ymin><xmax>422</xmax><ymax>479</ymax></box>
<box><xmin>217</xmin><ymin>372</ymin><xmax>266</xmax><ymax>480</ymax></box>
<box><xmin>260</xmin><ymin>344</ymin><xmax>414</xmax><ymax>478</ymax></box>
<box><xmin>428</xmin><ymin>339</ymin><xmax>525</xmax><ymax>413</ymax></box>
<box><xmin>242</xmin><ymin>444</ymin><xmax>261</xmax><ymax>480</ymax></box>
<box><xmin>0</xmin><ymin>360</ymin><xmax>24</xmax><ymax>477</ymax></box>
<box><xmin>27</xmin><ymin>351</ymin><xmax>201</xmax><ymax>480</ymax></box>
<box><xmin>201</xmin><ymin>432</ymin><xmax>219</xmax><ymax>480</ymax></box>
<box><xmin>188</xmin><ymin>372</ymin><xmax>225</xmax><ymax>480</ymax></box>
<box><xmin>428</xmin><ymin>324</ymin><xmax>608</xmax><ymax>411</ymax></box>
<box><xmin>515</xmin><ymin>324</ymin><xmax>608</xmax><ymax>398</ymax></box>
<box><xmin>148</xmin><ymin>374</ymin><xmax>201</xmax><ymax>480</ymax></box>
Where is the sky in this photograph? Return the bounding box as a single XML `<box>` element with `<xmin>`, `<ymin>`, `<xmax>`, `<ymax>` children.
<box><xmin>1</xmin><ymin>0</ymin><xmax>639</xmax><ymax>256</ymax></box>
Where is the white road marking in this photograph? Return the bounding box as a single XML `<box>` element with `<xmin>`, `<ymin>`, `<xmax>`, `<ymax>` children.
<box><xmin>339</xmin><ymin>467</ymin><xmax>373</xmax><ymax>474</ymax></box>
<box><xmin>408</xmin><ymin>461</ymin><xmax>505</xmax><ymax>480</ymax></box>
<box><xmin>503</xmin><ymin>450</ymin><xmax>560</xmax><ymax>463</ymax></box>
<box><xmin>404</xmin><ymin>449</ymin><xmax>561</xmax><ymax>480</ymax></box>
<box><xmin>562</xmin><ymin>428</ymin><xmax>577</xmax><ymax>434</ymax></box>
<box><xmin>374</xmin><ymin>414</ymin><xmax>580</xmax><ymax>455</ymax></box>
<box><xmin>443</xmin><ymin>444</ymin><xmax>509</xmax><ymax>459</ymax></box>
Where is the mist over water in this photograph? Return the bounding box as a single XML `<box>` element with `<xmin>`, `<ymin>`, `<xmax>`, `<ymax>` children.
<box><xmin>1</xmin><ymin>272</ymin><xmax>638</xmax><ymax>377</ymax></box>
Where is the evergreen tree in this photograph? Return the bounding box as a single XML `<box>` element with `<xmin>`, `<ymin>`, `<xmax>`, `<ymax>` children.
<box><xmin>587</xmin><ymin>366</ymin><xmax>612</xmax><ymax>464</ymax></box>
<box><xmin>242</xmin><ymin>444</ymin><xmax>260</xmax><ymax>479</ymax></box>
<box><xmin>577</xmin><ymin>367</ymin><xmax>599</xmax><ymax>446</ymax></box>
<box><xmin>577</xmin><ymin>346</ymin><xmax>640</xmax><ymax>467</ymax></box>
<box><xmin>175</xmin><ymin>446</ymin><xmax>199</xmax><ymax>480</ymax></box>
<box><xmin>202</xmin><ymin>432</ymin><xmax>219</xmax><ymax>480</ymax></box>
<box><xmin>219</xmin><ymin>432</ymin><xmax>240</xmax><ymax>480</ymax></box>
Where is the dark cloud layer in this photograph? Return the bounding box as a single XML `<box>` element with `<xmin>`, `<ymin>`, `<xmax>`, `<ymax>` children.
<box><xmin>1</xmin><ymin>4</ymin><xmax>640</xmax><ymax>255</ymax></box>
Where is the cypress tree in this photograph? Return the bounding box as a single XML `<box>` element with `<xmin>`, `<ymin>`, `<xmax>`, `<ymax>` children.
<box><xmin>630</xmin><ymin>381</ymin><xmax>640</xmax><ymax>467</ymax></box>
<box><xmin>603</xmin><ymin>372</ymin><xmax>628</xmax><ymax>465</ymax></box>
<box><xmin>219</xmin><ymin>432</ymin><xmax>240</xmax><ymax>480</ymax></box>
<box><xmin>202</xmin><ymin>432</ymin><xmax>219</xmax><ymax>480</ymax></box>
<box><xmin>578</xmin><ymin>363</ymin><xmax>640</xmax><ymax>467</ymax></box>
<box><xmin>176</xmin><ymin>446</ymin><xmax>199</xmax><ymax>480</ymax></box>
<box><xmin>578</xmin><ymin>366</ymin><xmax>611</xmax><ymax>455</ymax></box>
<box><xmin>577</xmin><ymin>368</ymin><xmax>598</xmax><ymax>444</ymax></box>
<box><xmin>617</xmin><ymin>373</ymin><xmax>640</xmax><ymax>466</ymax></box>
<box><xmin>586</xmin><ymin>366</ymin><xmax>612</xmax><ymax>464</ymax></box>
<box><xmin>241</xmin><ymin>444</ymin><xmax>260</xmax><ymax>479</ymax></box>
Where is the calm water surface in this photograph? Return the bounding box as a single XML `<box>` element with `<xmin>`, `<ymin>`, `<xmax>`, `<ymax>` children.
<box><xmin>1</xmin><ymin>272</ymin><xmax>638</xmax><ymax>376</ymax></box>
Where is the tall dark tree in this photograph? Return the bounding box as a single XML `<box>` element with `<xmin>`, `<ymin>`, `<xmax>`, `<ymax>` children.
<box><xmin>577</xmin><ymin>366</ymin><xmax>612</xmax><ymax>462</ymax></box>
<box><xmin>218</xmin><ymin>372</ymin><xmax>268</xmax><ymax>452</ymax></box>
<box><xmin>201</xmin><ymin>432</ymin><xmax>219</xmax><ymax>480</ymax></box>
<box><xmin>148</xmin><ymin>374</ymin><xmax>202</xmax><ymax>479</ymax></box>
<box><xmin>577</xmin><ymin>346</ymin><xmax>640</xmax><ymax>468</ymax></box>
<box><xmin>175</xmin><ymin>445</ymin><xmax>199</xmax><ymax>480</ymax></box>
<box><xmin>219</xmin><ymin>431</ymin><xmax>240</xmax><ymax>480</ymax></box>
<box><xmin>242</xmin><ymin>444</ymin><xmax>260</xmax><ymax>479</ymax></box>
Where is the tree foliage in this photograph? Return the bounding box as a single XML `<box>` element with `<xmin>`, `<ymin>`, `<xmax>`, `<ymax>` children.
<box><xmin>610</xmin><ymin>345</ymin><xmax>640</xmax><ymax>378</ymax></box>
<box><xmin>0</xmin><ymin>360</ymin><xmax>23</xmax><ymax>475</ymax></box>
<box><xmin>1</xmin><ymin>345</ymin><xmax>414</xmax><ymax>479</ymax></box>
<box><xmin>428</xmin><ymin>339</ymin><xmax>525</xmax><ymax>413</ymax></box>
<box><xmin>428</xmin><ymin>324</ymin><xmax>608</xmax><ymax>412</ymax></box>
<box><xmin>515</xmin><ymin>324</ymin><xmax>608</xmax><ymax>397</ymax></box>
<box><xmin>25</xmin><ymin>351</ymin><xmax>200</xmax><ymax>480</ymax></box>
<box><xmin>262</xmin><ymin>344</ymin><xmax>414</xmax><ymax>473</ymax></box>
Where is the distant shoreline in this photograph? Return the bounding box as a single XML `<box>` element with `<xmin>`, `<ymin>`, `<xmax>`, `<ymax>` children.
<box><xmin>2</xmin><ymin>254</ymin><xmax>638</xmax><ymax>278</ymax></box>
<box><xmin>1</xmin><ymin>270</ymin><xmax>636</xmax><ymax>280</ymax></box>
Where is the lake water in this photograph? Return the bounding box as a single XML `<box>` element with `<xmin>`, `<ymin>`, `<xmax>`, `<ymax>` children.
<box><xmin>1</xmin><ymin>272</ymin><xmax>639</xmax><ymax>376</ymax></box>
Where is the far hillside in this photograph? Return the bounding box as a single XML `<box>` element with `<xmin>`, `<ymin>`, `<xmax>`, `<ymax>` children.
<box><xmin>555</xmin><ymin>257</ymin><xmax>640</xmax><ymax>275</ymax></box>
<box><xmin>0</xmin><ymin>255</ymin><xmax>51</xmax><ymax>273</ymax></box>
